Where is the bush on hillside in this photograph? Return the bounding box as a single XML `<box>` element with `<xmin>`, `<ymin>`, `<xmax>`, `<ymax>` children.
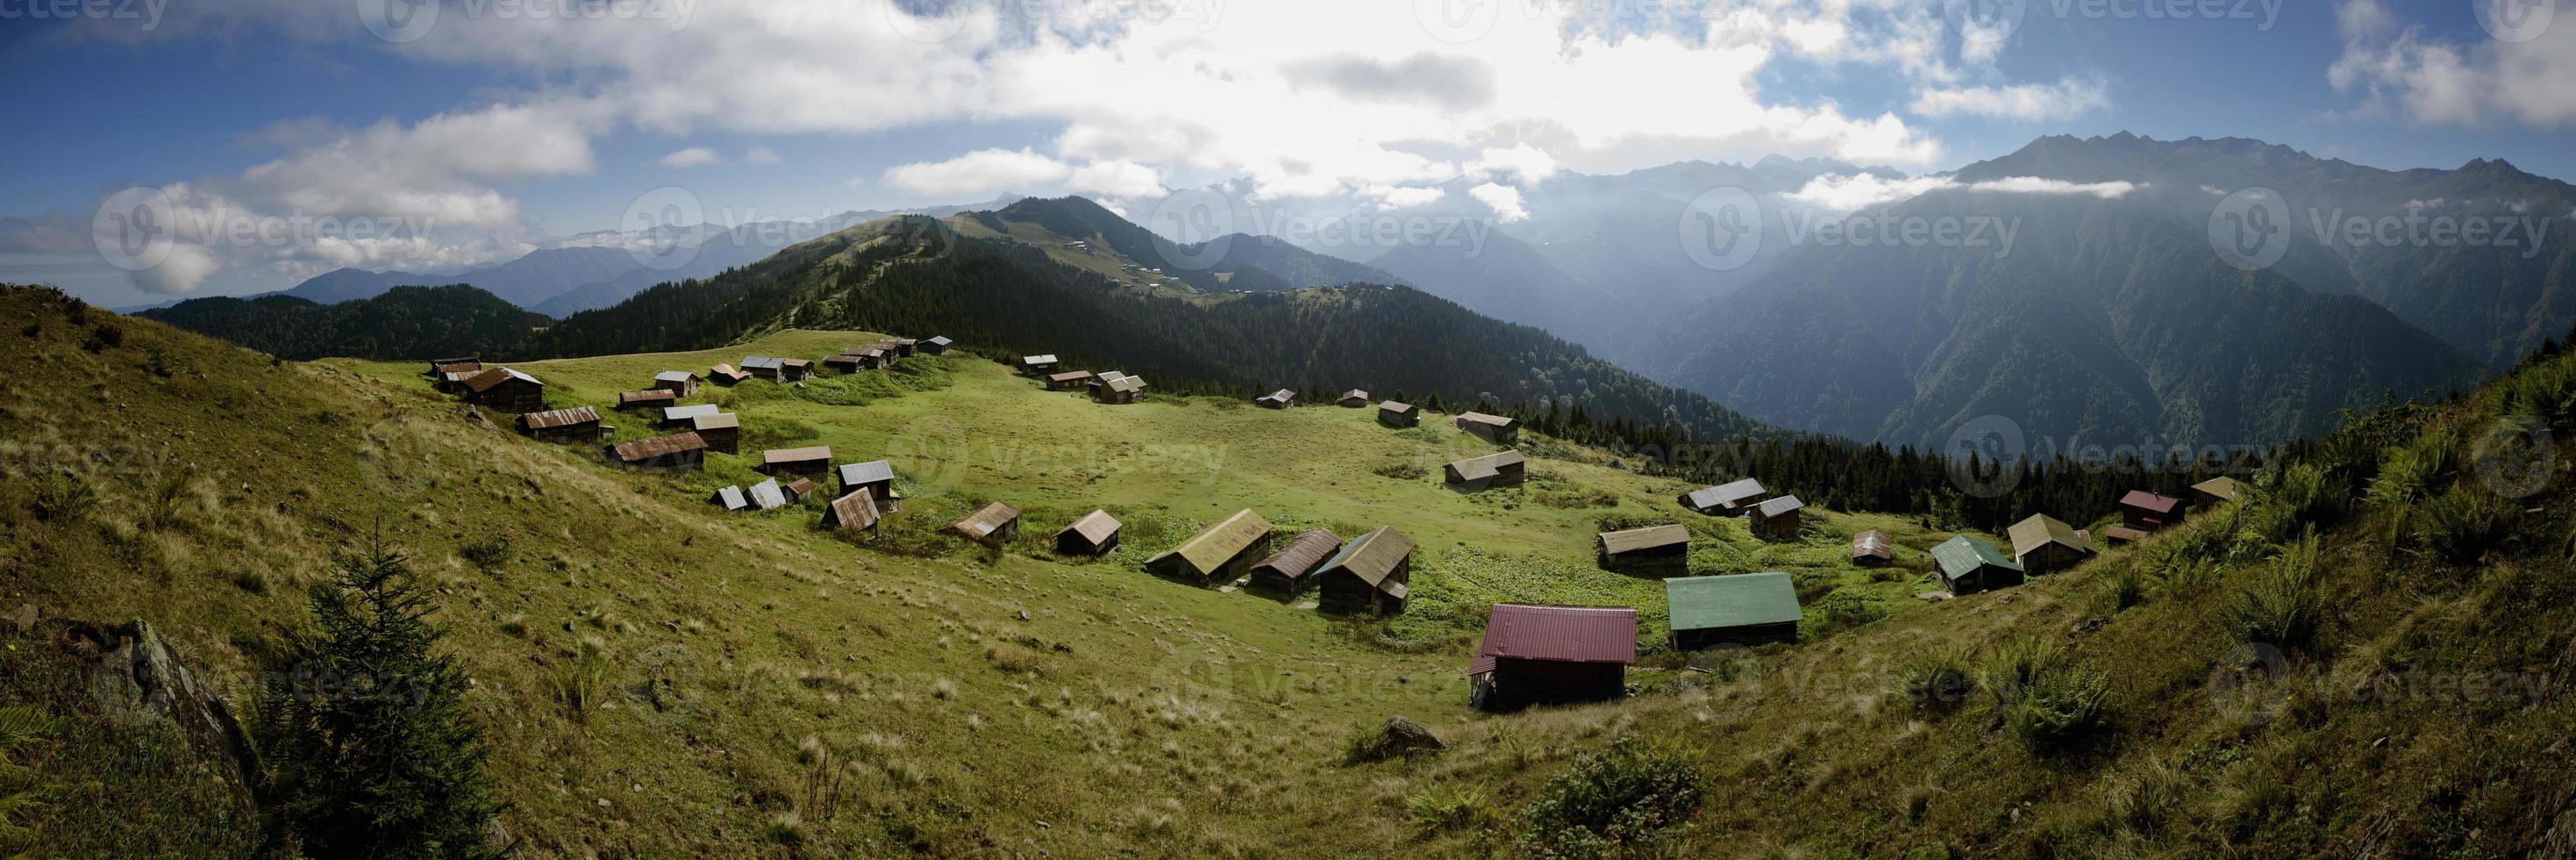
<box><xmin>2411</xmin><ymin>483</ymin><xmax>2515</xmax><ymax>564</ymax></box>
<box><xmin>2365</xmin><ymin>426</ymin><xmax>2460</xmax><ymax>509</ymax></box>
<box><xmin>2222</xmin><ymin>532</ymin><xmax>2323</xmax><ymax>650</ymax></box>
<box><xmin>1898</xmin><ymin>647</ymin><xmax>1978</xmax><ymax>711</ymax></box>
<box><xmin>1513</xmin><ymin>737</ymin><xmax>1703</xmax><ymax>858</ymax></box>
<box><xmin>1979</xmin><ymin>637</ymin><xmax>2110</xmax><ymax>752</ymax></box>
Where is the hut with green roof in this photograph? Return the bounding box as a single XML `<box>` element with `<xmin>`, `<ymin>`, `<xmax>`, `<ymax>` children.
<box><xmin>1664</xmin><ymin>572</ymin><xmax>1802</xmax><ymax>650</ymax></box>
<box><xmin>1931</xmin><ymin>535</ymin><xmax>2025</xmax><ymax>595</ymax></box>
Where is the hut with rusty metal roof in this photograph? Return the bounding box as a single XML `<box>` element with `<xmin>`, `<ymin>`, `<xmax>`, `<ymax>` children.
<box><xmin>1255</xmin><ymin>389</ymin><xmax>1295</xmax><ymax>409</ymax></box>
<box><xmin>460</xmin><ymin>367</ymin><xmax>546</xmax><ymax>412</ymax></box>
<box><xmin>1468</xmin><ymin>604</ymin><xmax>1638</xmax><ymax>711</ymax></box>
<box><xmin>518</xmin><ymin>406</ymin><xmax>602</xmax><ymax>443</ymax></box>
<box><xmin>762</xmin><ymin>446</ymin><xmax>832</xmax><ymax>477</ymax></box>
<box><xmin>2118</xmin><ymin>490</ymin><xmax>2184</xmax><ymax>530</ymax></box>
<box><xmin>951</xmin><ymin>501</ymin><xmax>1022</xmax><ymax>545</ymax></box>
<box><xmin>747</xmin><ymin>479</ymin><xmax>789</xmax><ymax>511</ymax></box>
<box><xmin>617</xmin><ymin>389</ymin><xmax>676</xmax><ymax>411</ymax></box>
<box><xmin>823</xmin><ymin>352</ymin><xmax>869</xmax><ymax>374</ymax></box>
<box><xmin>688</xmin><ymin>412</ymin><xmax>740</xmax><ymax>453</ymax></box>
<box><xmin>1680</xmin><ymin>477</ymin><xmax>1767</xmax><ymax>514</ymax></box>
<box><xmin>1751</xmin><ymin>495</ymin><xmax>1804</xmax><ymax>540</ymax></box>
<box><xmin>1045</xmin><ymin>369</ymin><xmax>1096</xmax><ymax>391</ymax></box>
<box><xmin>1316</xmin><ymin>527</ymin><xmax>1415</xmax><ymax>615</ymax></box>
<box><xmin>1666</xmin><ymin>573</ymin><xmax>1801</xmax><ymax>650</ymax></box>
<box><xmin>1338</xmin><ymin>390</ymin><xmax>1370</xmax><ymax>407</ymax></box>
<box><xmin>653</xmin><ymin>370</ymin><xmax>700</xmax><ymax>397</ymax></box>
<box><xmin>1852</xmin><ymin>530</ymin><xmax>1895</xmax><ymax>565</ymax></box>
<box><xmin>1930</xmin><ymin>535</ymin><xmax>2024</xmax><ymax>595</ymax></box>
<box><xmin>1455</xmin><ymin>412</ymin><xmax>1519</xmax><ymax>444</ymax></box>
<box><xmin>1055</xmin><ymin>510</ymin><xmax>1122</xmax><ymax>555</ymax></box>
<box><xmin>661</xmin><ymin>403</ymin><xmax>720</xmax><ymax>428</ymax></box>
<box><xmin>1596</xmin><ymin>523</ymin><xmax>1688</xmax><ymax>574</ymax></box>
<box><xmin>2103</xmin><ymin>525</ymin><xmax>2151</xmax><ymax>546</ymax></box>
<box><xmin>1444</xmin><ymin>450</ymin><xmax>1527</xmax><ymax>491</ymax></box>
<box><xmin>824</xmin><ymin>487</ymin><xmax>881</xmax><ymax>531</ymax></box>
<box><xmin>708</xmin><ymin>363</ymin><xmax>750</xmax><ymax>386</ymax></box>
<box><xmin>426</xmin><ymin>356</ymin><xmax>480</xmax><ymax>377</ymax></box>
<box><xmin>835</xmin><ymin>460</ymin><xmax>899</xmax><ymax>512</ymax></box>
<box><xmin>1145</xmin><ymin>509</ymin><xmax>1274</xmax><ymax>586</ymax></box>
<box><xmin>2009</xmin><ymin>514</ymin><xmax>2094</xmax><ymax>575</ymax></box>
<box><xmin>607</xmin><ymin>432</ymin><xmax>705</xmax><ymax>471</ymax></box>
<box><xmin>1094</xmin><ymin>372</ymin><xmax>1145</xmax><ymax>404</ymax></box>
<box><xmin>782</xmin><ymin>477</ymin><xmax>817</xmax><ymax>502</ymax></box>
<box><xmin>1247</xmin><ymin>528</ymin><xmax>1341</xmax><ymax>597</ymax></box>
<box><xmin>1377</xmin><ymin>401</ymin><xmax>1417</xmax><ymax>427</ymax></box>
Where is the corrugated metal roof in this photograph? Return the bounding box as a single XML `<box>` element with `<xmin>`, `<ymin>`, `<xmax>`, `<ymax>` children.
<box><xmin>2009</xmin><ymin>514</ymin><xmax>2089</xmax><ymax>557</ymax></box>
<box><xmin>926</xmin><ymin>336</ymin><xmax>953</xmax><ymax>347</ymax></box>
<box><xmin>748</xmin><ymin>479</ymin><xmax>788</xmax><ymax>511</ymax></box>
<box><xmin>763</xmin><ymin>446</ymin><xmax>832</xmax><ymax>466</ymax></box>
<box><xmin>1161</xmin><ymin>509</ymin><xmax>1271</xmax><ymax>575</ymax></box>
<box><xmin>612</xmin><ymin>432</ymin><xmax>706</xmax><ymax>462</ymax></box>
<box><xmin>711</xmin><ymin>485</ymin><xmax>747</xmax><ymax>510</ymax></box>
<box><xmin>655</xmin><ymin>370</ymin><xmax>697</xmax><ymax>383</ymax></box>
<box><xmin>1252</xmin><ymin>529</ymin><xmax>1342</xmax><ymax>579</ymax></box>
<box><xmin>1047</xmin><ymin>370</ymin><xmax>1096</xmax><ymax>383</ymax></box>
<box><xmin>2193</xmin><ymin>477</ymin><xmax>2248</xmax><ymax>501</ymax></box>
<box><xmin>783</xmin><ymin>477</ymin><xmax>817</xmax><ymax>500</ymax></box>
<box><xmin>664</xmin><ymin>404</ymin><xmax>720</xmax><ymax>421</ymax></box>
<box><xmin>1455</xmin><ymin>411</ymin><xmax>1516</xmax><ymax>428</ymax></box>
<box><xmin>1446</xmin><ymin>450</ymin><xmax>1526</xmax><ymax>482</ymax></box>
<box><xmin>1103</xmin><ymin>376</ymin><xmax>1146</xmax><ymax>393</ymax></box>
<box><xmin>779</xmin><ymin>358</ymin><xmax>810</xmax><ymax>369</ymax></box>
<box><xmin>520</xmin><ymin>406</ymin><xmax>600</xmax><ymax>430</ymax></box>
<box><xmin>432</xmin><ymin>360</ymin><xmax>481</xmax><ymax>375</ymax></box>
<box><xmin>2119</xmin><ymin>491</ymin><xmax>2181</xmax><ymax>514</ymax></box>
<box><xmin>1060</xmin><ymin>510</ymin><xmax>1120</xmax><ymax>544</ymax></box>
<box><xmin>1666</xmin><ymin>573</ymin><xmax>1801</xmax><ymax>632</ymax></box>
<box><xmin>462</xmin><ymin>367</ymin><xmax>541</xmax><ymax>392</ymax></box>
<box><xmin>1476</xmin><ymin>605</ymin><xmax>1638</xmax><ymax>665</ymax></box>
<box><xmin>1684</xmin><ymin>477</ymin><xmax>1766</xmax><ymax>509</ymax></box>
<box><xmin>829</xmin><ymin>488</ymin><xmax>881</xmax><ymax>529</ymax></box>
<box><xmin>1852</xmin><ymin>529</ymin><xmax>1895</xmax><ymax>560</ymax></box>
<box><xmin>951</xmin><ymin>501</ymin><xmax>1021</xmax><ymax>538</ymax></box>
<box><xmin>837</xmin><ymin>459</ymin><xmax>895</xmax><ymax>486</ymax></box>
<box><xmin>689</xmin><ymin>412</ymin><xmax>739</xmax><ymax>431</ymax></box>
<box><xmin>619</xmin><ymin>390</ymin><xmax>676</xmax><ymax>405</ymax></box>
<box><xmin>741</xmin><ymin>356</ymin><xmax>785</xmax><ymax>371</ymax></box>
<box><xmin>1341</xmin><ymin>390</ymin><xmax>1369</xmax><ymax>400</ymax></box>
<box><xmin>710</xmin><ymin>363</ymin><xmax>747</xmax><ymax>380</ymax></box>
<box><xmin>1378</xmin><ymin>401</ymin><xmax>1414</xmax><ymax>413</ymax></box>
<box><xmin>1599</xmin><ymin>523</ymin><xmax>1688</xmax><ymax>555</ymax></box>
<box><xmin>1317</xmin><ymin>527</ymin><xmax>1414</xmax><ymax>588</ymax></box>
<box><xmin>1022</xmin><ymin>355</ymin><xmax>1059</xmax><ymax>365</ymax></box>
<box><xmin>1931</xmin><ymin>535</ymin><xmax>2021</xmax><ymax>577</ymax></box>
<box><xmin>1755</xmin><ymin>495</ymin><xmax>1804</xmax><ymax>518</ymax></box>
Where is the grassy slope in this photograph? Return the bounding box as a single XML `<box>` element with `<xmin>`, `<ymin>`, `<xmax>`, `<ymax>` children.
<box><xmin>18</xmin><ymin>283</ymin><xmax>2572</xmax><ymax>857</ymax></box>
<box><xmin>3</xmin><ymin>287</ymin><xmax>1952</xmax><ymax>856</ymax></box>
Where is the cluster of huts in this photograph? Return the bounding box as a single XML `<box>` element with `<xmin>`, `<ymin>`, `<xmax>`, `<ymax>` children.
<box><xmin>1022</xmin><ymin>355</ymin><xmax>1148</xmax><ymax>404</ymax></box>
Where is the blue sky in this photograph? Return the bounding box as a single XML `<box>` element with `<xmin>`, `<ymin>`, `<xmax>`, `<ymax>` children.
<box><xmin>3</xmin><ymin>0</ymin><xmax>2569</xmax><ymax>306</ymax></box>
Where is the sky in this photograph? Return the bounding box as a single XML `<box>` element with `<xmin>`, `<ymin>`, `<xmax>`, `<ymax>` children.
<box><xmin>1</xmin><ymin>0</ymin><xmax>2571</xmax><ymax>306</ymax></box>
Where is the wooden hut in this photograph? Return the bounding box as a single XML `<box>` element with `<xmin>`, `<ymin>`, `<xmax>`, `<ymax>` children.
<box><xmin>1145</xmin><ymin>509</ymin><xmax>1273</xmax><ymax>586</ymax></box>
<box><xmin>1679</xmin><ymin>477</ymin><xmax>1767</xmax><ymax>514</ymax></box>
<box><xmin>710</xmin><ymin>484</ymin><xmax>749</xmax><ymax>512</ymax></box>
<box><xmin>922</xmin><ymin>335</ymin><xmax>953</xmax><ymax>355</ymax></box>
<box><xmin>1751</xmin><ymin>495</ymin><xmax>1804</xmax><ymax>539</ymax></box>
<box><xmin>1377</xmin><ymin>401</ymin><xmax>1417</xmax><ymax>427</ymax></box>
<box><xmin>617</xmin><ymin>389</ymin><xmax>676</xmax><ymax>411</ymax></box>
<box><xmin>660</xmin><ymin>403</ymin><xmax>719</xmax><ymax>428</ymax></box>
<box><xmin>2192</xmin><ymin>476</ymin><xmax>2249</xmax><ymax>506</ymax></box>
<box><xmin>950</xmin><ymin>501</ymin><xmax>1022</xmax><ymax>545</ymax></box>
<box><xmin>1851</xmin><ymin>529</ymin><xmax>1895</xmax><ymax>565</ymax></box>
<box><xmin>1246</xmin><ymin>528</ymin><xmax>1342</xmax><ymax>597</ymax></box>
<box><xmin>782</xmin><ymin>477</ymin><xmax>817</xmax><ymax>502</ymax></box>
<box><xmin>517</xmin><ymin>406</ymin><xmax>602</xmax><ymax>443</ymax></box>
<box><xmin>1045</xmin><ymin>370</ymin><xmax>1096</xmax><ymax>391</ymax></box>
<box><xmin>607</xmin><ymin>432</ymin><xmax>705</xmax><ymax>471</ymax></box>
<box><xmin>888</xmin><ymin>338</ymin><xmax>919</xmax><ymax>358</ymax></box>
<box><xmin>741</xmin><ymin>356</ymin><xmax>786</xmax><ymax>380</ymax></box>
<box><xmin>835</xmin><ymin>459</ymin><xmax>899</xmax><ymax>512</ymax></box>
<box><xmin>2103</xmin><ymin>526</ymin><xmax>2151</xmax><ymax>545</ymax></box>
<box><xmin>1596</xmin><ymin>524</ymin><xmax>1688</xmax><ymax>575</ymax></box>
<box><xmin>653</xmin><ymin>370</ymin><xmax>700</xmax><ymax>397</ymax></box>
<box><xmin>761</xmin><ymin>446</ymin><xmax>832</xmax><ymax>477</ymax></box>
<box><xmin>1666</xmin><ymin>572</ymin><xmax>1802</xmax><ymax>650</ymax></box>
<box><xmin>747</xmin><ymin>479</ymin><xmax>789</xmax><ymax>511</ymax></box>
<box><xmin>2117</xmin><ymin>491</ymin><xmax>2184</xmax><ymax>530</ymax></box>
<box><xmin>1338</xmin><ymin>390</ymin><xmax>1371</xmax><ymax>407</ymax></box>
<box><xmin>426</xmin><ymin>356</ymin><xmax>480</xmax><ymax>377</ymax></box>
<box><xmin>708</xmin><ymin>363</ymin><xmax>750</xmax><ymax>386</ymax></box>
<box><xmin>824</xmin><ymin>487</ymin><xmax>881</xmax><ymax>531</ymax></box>
<box><xmin>688</xmin><ymin>412</ymin><xmax>740</xmax><ymax>453</ymax></box>
<box><xmin>1444</xmin><ymin>450</ymin><xmax>1527</xmax><ymax>491</ymax></box>
<box><xmin>460</xmin><ymin>367</ymin><xmax>546</xmax><ymax>412</ymax></box>
<box><xmin>1454</xmin><ymin>412</ymin><xmax>1520</xmax><ymax>444</ymax></box>
<box><xmin>776</xmin><ymin>358</ymin><xmax>812</xmax><ymax>381</ymax></box>
<box><xmin>1255</xmin><ymin>389</ymin><xmax>1295</xmax><ymax>409</ymax></box>
<box><xmin>2008</xmin><ymin>514</ymin><xmax>2094</xmax><ymax>575</ymax></box>
<box><xmin>1055</xmin><ymin>510</ymin><xmax>1122</xmax><ymax>555</ymax></box>
<box><xmin>1930</xmin><ymin>535</ymin><xmax>2024</xmax><ymax>595</ymax></box>
<box><xmin>1093</xmin><ymin>373</ymin><xmax>1145</xmax><ymax>404</ymax></box>
<box><xmin>1468</xmin><ymin>605</ymin><xmax>1637</xmax><ymax>712</ymax></box>
<box><xmin>1315</xmin><ymin>527</ymin><xmax>1415</xmax><ymax>615</ymax></box>
<box><xmin>1021</xmin><ymin>355</ymin><xmax>1059</xmax><ymax>376</ymax></box>
<box><xmin>823</xmin><ymin>353</ymin><xmax>868</xmax><ymax>374</ymax></box>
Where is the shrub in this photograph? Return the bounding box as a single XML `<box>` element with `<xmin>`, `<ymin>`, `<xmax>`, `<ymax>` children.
<box><xmin>0</xmin><ymin>706</ymin><xmax>61</xmax><ymax>853</ymax></box>
<box><xmin>1897</xmin><ymin>648</ymin><xmax>1977</xmax><ymax>711</ymax></box>
<box><xmin>1979</xmin><ymin>637</ymin><xmax>2110</xmax><ymax>752</ymax></box>
<box><xmin>1513</xmin><ymin>737</ymin><xmax>1702</xmax><ymax>858</ymax></box>
<box><xmin>1372</xmin><ymin>462</ymin><xmax>1427</xmax><ymax>481</ymax></box>
<box><xmin>551</xmin><ymin>636</ymin><xmax>615</xmax><ymax>721</ymax></box>
<box><xmin>2222</xmin><ymin>532</ymin><xmax>2323</xmax><ymax>649</ymax></box>
<box><xmin>2109</xmin><ymin>561</ymin><xmax>2148</xmax><ymax>610</ymax></box>
<box><xmin>30</xmin><ymin>472</ymin><xmax>96</xmax><ymax>524</ymax></box>
<box><xmin>143</xmin><ymin>467</ymin><xmax>192</xmax><ymax>532</ymax></box>
<box><xmin>2365</xmin><ymin>427</ymin><xmax>2459</xmax><ymax>509</ymax></box>
<box><xmin>459</xmin><ymin>536</ymin><xmax>514</xmax><ymax>571</ymax></box>
<box><xmin>2411</xmin><ymin>483</ymin><xmax>2515</xmax><ymax>564</ymax></box>
<box><xmin>1405</xmin><ymin>783</ymin><xmax>1499</xmax><ymax>836</ymax></box>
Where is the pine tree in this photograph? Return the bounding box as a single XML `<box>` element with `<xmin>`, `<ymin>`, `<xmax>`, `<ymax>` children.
<box><xmin>260</xmin><ymin>529</ymin><xmax>506</xmax><ymax>859</ymax></box>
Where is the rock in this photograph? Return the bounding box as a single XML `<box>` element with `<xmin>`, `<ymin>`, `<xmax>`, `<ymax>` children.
<box><xmin>67</xmin><ymin>620</ymin><xmax>253</xmax><ymax>792</ymax></box>
<box><xmin>1017</xmin><ymin>610</ymin><xmax>1031</xmax><ymax>622</ymax></box>
<box><xmin>1915</xmin><ymin>591</ymin><xmax>1952</xmax><ymax>602</ymax></box>
<box><xmin>1379</xmin><ymin>715</ymin><xmax>1445</xmax><ymax>757</ymax></box>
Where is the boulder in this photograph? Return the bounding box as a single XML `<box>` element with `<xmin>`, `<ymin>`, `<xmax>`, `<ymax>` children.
<box><xmin>65</xmin><ymin>619</ymin><xmax>254</xmax><ymax>792</ymax></box>
<box><xmin>1380</xmin><ymin>715</ymin><xmax>1445</xmax><ymax>756</ymax></box>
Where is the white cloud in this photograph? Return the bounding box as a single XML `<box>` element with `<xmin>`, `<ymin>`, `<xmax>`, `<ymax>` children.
<box><xmin>1363</xmin><ymin>184</ymin><xmax>1447</xmax><ymax>210</ymax></box>
<box><xmin>1466</xmin><ymin>144</ymin><xmax>1559</xmax><ymax>184</ymax></box>
<box><xmin>1789</xmin><ymin>173</ymin><xmax>2139</xmax><ymax>211</ymax></box>
<box><xmin>1066</xmin><ymin>159</ymin><xmax>1166</xmax><ymax>199</ymax></box>
<box><xmin>660</xmin><ymin>147</ymin><xmax>724</xmax><ymax>168</ymax></box>
<box><xmin>1468</xmin><ymin>183</ymin><xmax>1529</xmax><ymax>222</ymax></box>
<box><xmin>746</xmin><ymin>145</ymin><xmax>781</xmax><ymax>164</ymax></box>
<box><xmin>881</xmin><ymin>148</ymin><xmax>1072</xmax><ymax>197</ymax></box>
<box><xmin>2328</xmin><ymin>0</ymin><xmax>2576</xmax><ymax>126</ymax></box>
<box><xmin>1910</xmin><ymin>77</ymin><xmax>2109</xmax><ymax>121</ymax></box>
<box><xmin>1961</xmin><ymin>176</ymin><xmax>2139</xmax><ymax>197</ymax></box>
